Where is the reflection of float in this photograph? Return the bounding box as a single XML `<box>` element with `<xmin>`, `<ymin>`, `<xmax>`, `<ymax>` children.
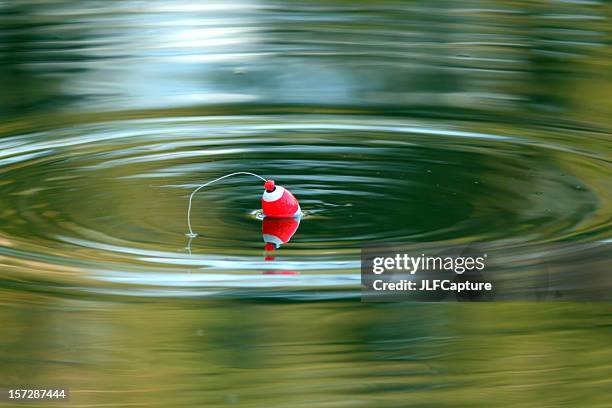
<box><xmin>262</xmin><ymin>216</ymin><xmax>300</xmax><ymax>274</ymax></box>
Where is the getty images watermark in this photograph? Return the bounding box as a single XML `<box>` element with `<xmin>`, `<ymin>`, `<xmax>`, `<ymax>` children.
<box><xmin>361</xmin><ymin>242</ymin><xmax>612</xmax><ymax>301</ymax></box>
<box><xmin>371</xmin><ymin>252</ymin><xmax>490</xmax><ymax>291</ymax></box>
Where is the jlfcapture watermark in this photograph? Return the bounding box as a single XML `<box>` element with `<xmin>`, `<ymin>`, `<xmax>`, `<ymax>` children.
<box><xmin>371</xmin><ymin>278</ymin><xmax>492</xmax><ymax>292</ymax></box>
<box><xmin>361</xmin><ymin>242</ymin><xmax>612</xmax><ymax>302</ymax></box>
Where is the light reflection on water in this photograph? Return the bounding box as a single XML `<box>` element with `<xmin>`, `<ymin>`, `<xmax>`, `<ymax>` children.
<box><xmin>0</xmin><ymin>0</ymin><xmax>611</xmax><ymax>406</ymax></box>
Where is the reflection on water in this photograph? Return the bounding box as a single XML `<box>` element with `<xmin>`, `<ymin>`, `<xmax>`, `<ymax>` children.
<box><xmin>0</xmin><ymin>0</ymin><xmax>611</xmax><ymax>406</ymax></box>
<box><xmin>1</xmin><ymin>293</ymin><xmax>611</xmax><ymax>407</ymax></box>
<box><xmin>262</xmin><ymin>217</ymin><xmax>300</xmax><ymax>275</ymax></box>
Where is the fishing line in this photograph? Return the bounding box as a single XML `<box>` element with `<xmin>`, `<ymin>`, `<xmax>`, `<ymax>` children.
<box><xmin>186</xmin><ymin>171</ymin><xmax>267</xmax><ymax>237</ymax></box>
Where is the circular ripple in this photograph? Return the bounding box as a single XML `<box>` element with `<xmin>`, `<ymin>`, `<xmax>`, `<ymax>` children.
<box><xmin>0</xmin><ymin>114</ymin><xmax>609</xmax><ymax>297</ymax></box>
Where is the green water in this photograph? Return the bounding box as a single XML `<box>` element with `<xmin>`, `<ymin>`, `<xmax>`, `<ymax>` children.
<box><xmin>1</xmin><ymin>0</ymin><xmax>611</xmax><ymax>406</ymax></box>
<box><xmin>1</xmin><ymin>295</ymin><xmax>611</xmax><ymax>407</ymax></box>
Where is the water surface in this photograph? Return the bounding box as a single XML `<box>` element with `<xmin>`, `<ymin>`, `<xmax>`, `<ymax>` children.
<box><xmin>1</xmin><ymin>1</ymin><xmax>611</xmax><ymax>406</ymax></box>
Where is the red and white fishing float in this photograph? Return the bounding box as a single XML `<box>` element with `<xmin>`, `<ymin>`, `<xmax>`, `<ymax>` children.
<box><xmin>261</xmin><ymin>179</ymin><xmax>301</xmax><ymax>218</ymax></box>
<box><xmin>186</xmin><ymin>172</ymin><xmax>302</xmax><ymax>238</ymax></box>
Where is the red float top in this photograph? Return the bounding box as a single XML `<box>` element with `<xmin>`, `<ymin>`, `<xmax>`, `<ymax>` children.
<box><xmin>264</xmin><ymin>179</ymin><xmax>275</xmax><ymax>191</ymax></box>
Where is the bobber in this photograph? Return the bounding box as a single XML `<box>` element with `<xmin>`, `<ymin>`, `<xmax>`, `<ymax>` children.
<box><xmin>186</xmin><ymin>172</ymin><xmax>302</xmax><ymax>238</ymax></box>
<box><xmin>184</xmin><ymin>172</ymin><xmax>302</xmax><ymax>274</ymax></box>
<box><xmin>262</xmin><ymin>180</ymin><xmax>301</xmax><ymax>218</ymax></box>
